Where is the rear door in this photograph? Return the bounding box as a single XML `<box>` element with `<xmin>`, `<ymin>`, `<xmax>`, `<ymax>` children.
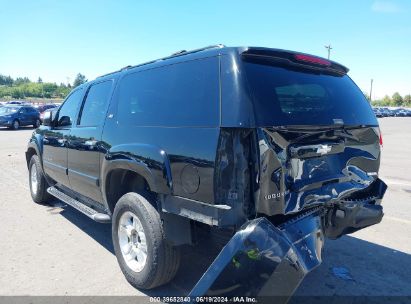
<box><xmin>42</xmin><ymin>88</ymin><xmax>84</xmax><ymax>188</ymax></box>
<box><xmin>26</xmin><ymin>107</ymin><xmax>39</xmax><ymax>125</ymax></box>
<box><xmin>67</xmin><ymin>80</ymin><xmax>114</xmax><ymax>203</ymax></box>
<box><xmin>18</xmin><ymin>107</ymin><xmax>30</xmax><ymax>125</ymax></box>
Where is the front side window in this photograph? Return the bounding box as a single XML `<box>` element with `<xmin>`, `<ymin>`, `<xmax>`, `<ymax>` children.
<box><xmin>117</xmin><ymin>57</ymin><xmax>219</xmax><ymax>127</ymax></box>
<box><xmin>57</xmin><ymin>89</ymin><xmax>83</xmax><ymax>127</ymax></box>
<box><xmin>79</xmin><ymin>81</ymin><xmax>113</xmax><ymax>126</ymax></box>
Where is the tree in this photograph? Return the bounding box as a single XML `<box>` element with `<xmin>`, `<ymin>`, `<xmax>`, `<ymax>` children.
<box><xmin>0</xmin><ymin>74</ymin><xmax>13</xmax><ymax>86</ymax></box>
<box><xmin>37</xmin><ymin>77</ymin><xmax>43</xmax><ymax>83</ymax></box>
<box><xmin>73</xmin><ymin>73</ymin><xmax>87</xmax><ymax>87</ymax></box>
<box><xmin>14</xmin><ymin>77</ymin><xmax>30</xmax><ymax>85</ymax></box>
<box><xmin>404</xmin><ymin>95</ymin><xmax>411</xmax><ymax>105</ymax></box>
<box><xmin>381</xmin><ymin>95</ymin><xmax>391</xmax><ymax>106</ymax></box>
<box><xmin>0</xmin><ymin>76</ymin><xmax>72</xmax><ymax>99</ymax></box>
<box><xmin>11</xmin><ymin>88</ymin><xmax>24</xmax><ymax>99</ymax></box>
<box><xmin>392</xmin><ymin>92</ymin><xmax>403</xmax><ymax>106</ymax></box>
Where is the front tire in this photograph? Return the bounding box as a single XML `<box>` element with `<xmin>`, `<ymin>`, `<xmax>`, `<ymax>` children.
<box><xmin>11</xmin><ymin>119</ymin><xmax>20</xmax><ymax>130</ymax></box>
<box><xmin>33</xmin><ymin>119</ymin><xmax>41</xmax><ymax>128</ymax></box>
<box><xmin>29</xmin><ymin>155</ymin><xmax>51</xmax><ymax>204</ymax></box>
<box><xmin>112</xmin><ymin>192</ymin><xmax>180</xmax><ymax>289</ymax></box>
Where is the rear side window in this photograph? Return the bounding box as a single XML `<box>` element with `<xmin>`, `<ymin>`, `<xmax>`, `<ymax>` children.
<box><xmin>243</xmin><ymin>60</ymin><xmax>378</xmax><ymax>126</ymax></box>
<box><xmin>79</xmin><ymin>81</ymin><xmax>113</xmax><ymax>126</ymax></box>
<box><xmin>117</xmin><ymin>57</ymin><xmax>219</xmax><ymax>127</ymax></box>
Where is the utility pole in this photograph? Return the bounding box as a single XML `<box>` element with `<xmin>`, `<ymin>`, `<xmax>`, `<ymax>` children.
<box><xmin>370</xmin><ymin>79</ymin><xmax>373</xmax><ymax>102</ymax></box>
<box><xmin>325</xmin><ymin>44</ymin><xmax>332</xmax><ymax>59</ymax></box>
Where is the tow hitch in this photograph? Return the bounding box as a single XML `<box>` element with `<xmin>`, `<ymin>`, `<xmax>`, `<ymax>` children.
<box><xmin>189</xmin><ymin>211</ymin><xmax>324</xmax><ymax>303</ymax></box>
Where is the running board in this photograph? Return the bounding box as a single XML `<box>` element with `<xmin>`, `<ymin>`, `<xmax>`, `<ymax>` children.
<box><xmin>47</xmin><ymin>186</ymin><xmax>111</xmax><ymax>223</ymax></box>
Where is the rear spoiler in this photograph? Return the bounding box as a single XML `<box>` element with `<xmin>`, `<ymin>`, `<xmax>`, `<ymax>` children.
<box><xmin>241</xmin><ymin>47</ymin><xmax>349</xmax><ymax>75</ymax></box>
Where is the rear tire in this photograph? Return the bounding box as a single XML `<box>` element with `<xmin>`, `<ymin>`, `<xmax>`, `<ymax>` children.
<box><xmin>112</xmin><ymin>192</ymin><xmax>180</xmax><ymax>289</ymax></box>
<box><xmin>29</xmin><ymin>155</ymin><xmax>51</xmax><ymax>204</ymax></box>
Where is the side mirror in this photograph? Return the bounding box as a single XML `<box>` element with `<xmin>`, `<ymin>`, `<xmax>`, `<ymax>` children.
<box><xmin>43</xmin><ymin>109</ymin><xmax>57</xmax><ymax>127</ymax></box>
<box><xmin>58</xmin><ymin>116</ymin><xmax>71</xmax><ymax>127</ymax></box>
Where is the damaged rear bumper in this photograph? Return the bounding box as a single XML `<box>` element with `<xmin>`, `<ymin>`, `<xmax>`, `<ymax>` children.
<box><xmin>189</xmin><ymin>192</ymin><xmax>385</xmax><ymax>302</ymax></box>
<box><xmin>189</xmin><ymin>211</ymin><xmax>324</xmax><ymax>302</ymax></box>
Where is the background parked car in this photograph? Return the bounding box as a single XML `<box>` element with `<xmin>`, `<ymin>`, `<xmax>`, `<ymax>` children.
<box><xmin>0</xmin><ymin>105</ymin><xmax>41</xmax><ymax>130</ymax></box>
<box><xmin>373</xmin><ymin>108</ymin><xmax>383</xmax><ymax>118</ymax></box>
<box><xmin>5</xmin><ymin>100</ymin><xmax>28</xmax><ymax>105</ymax></box>
<box><xmin>40</xmin><ymin>106</ymin><xmax>59</xmax><ymax>124</ymax></box>
<box><xmin>372</xmin><ymin>107</ymin><xmax>411</xmax><ymax>117</ymax></box>
<box><xmin>381</xmin><ymin>108</ymin><xmax>391</xmax><ymax>117</ymax></box>
<box><xmin>35</xmin><ymin>104</ymin><xmax>58</xmax><ymax>122</ymax></box>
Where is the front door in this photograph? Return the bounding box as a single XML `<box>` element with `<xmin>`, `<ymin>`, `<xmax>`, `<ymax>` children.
<box><xmin>42</xmin><ymin>88</ymin><xmax>84</xmax><ymax>188</ymax></box>
<box><xmin>67</xmin><ymin>80</ymin><xmax>114</xmax><ymax>203</ymax></box>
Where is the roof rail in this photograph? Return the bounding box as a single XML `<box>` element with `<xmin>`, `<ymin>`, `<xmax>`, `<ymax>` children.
<box><xmin>167</xmin><ymin>44</ymin><xmax>225</xmax><ymax>59</ymax></box>
<box><xmin>97</xmin><ymin>44</ymin><xmax>225</xmax><ymax>79</ymax></box>
<box><xmin>121</xmin><ymin>65</ymin><xmax>133</xmax><ymax>71</ymax></box>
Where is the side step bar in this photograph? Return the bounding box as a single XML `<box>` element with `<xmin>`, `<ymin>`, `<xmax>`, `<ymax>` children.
<box><xmin>47</xmin><ymin>186</ymin><xmax>111</xmax><ymax>223</ymax></box>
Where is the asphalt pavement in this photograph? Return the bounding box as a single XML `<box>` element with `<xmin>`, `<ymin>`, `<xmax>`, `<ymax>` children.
<box><xmin>0</xmin><ymin>118</ymin><xmax>410</xmax><ymax>301</ymax></box>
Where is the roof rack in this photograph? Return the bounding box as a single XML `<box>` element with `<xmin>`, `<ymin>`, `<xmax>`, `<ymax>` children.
<box><xmin>97</xmin><ymin>44</ymin><xmax>225</xmax><ymax>79</ymax></box>
<box><xmin>165</xmin><ymin>44</ymin><xmax>225</xmax><ymax>59</ymax></box>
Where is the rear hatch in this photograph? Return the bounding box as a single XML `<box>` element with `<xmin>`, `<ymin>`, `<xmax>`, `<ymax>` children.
<box><xmin>241</xmin><ymin>49</ymin><xmax>383</xmax><ymax>216</ymax></box>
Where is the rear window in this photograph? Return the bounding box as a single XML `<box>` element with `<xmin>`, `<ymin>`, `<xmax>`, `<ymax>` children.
<box><xmin>117</xmin><ymin>57</ymin><xmax>219</xmax><ymax>127</ymax></box>
<box><xmin>243</xmin><ymin>60</ymin><xmax>377</xmax><ymax>126</ymax></box>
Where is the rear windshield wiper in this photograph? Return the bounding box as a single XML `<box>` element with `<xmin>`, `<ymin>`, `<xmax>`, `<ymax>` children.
<box><xmin>270</xmin><ymin>125</ymin><xmax>361</xmax><ymax>144</ymax></box>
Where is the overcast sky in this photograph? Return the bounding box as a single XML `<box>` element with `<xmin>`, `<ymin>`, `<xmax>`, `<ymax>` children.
<box><xmin>1</xmin><ymin>0</ymin><xmax>410</xmax><ymax>99</ymax></box>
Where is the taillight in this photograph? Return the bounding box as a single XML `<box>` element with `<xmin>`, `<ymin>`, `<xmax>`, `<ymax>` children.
<box><xmin>372</xmin><ymin>127</ymin><xmax>383</xmax><ymax>147</ymax></box>
<box><xmin>294</xmin><ymin>54</ymin><xmax>331</xmax><ymax>66</ymax></box>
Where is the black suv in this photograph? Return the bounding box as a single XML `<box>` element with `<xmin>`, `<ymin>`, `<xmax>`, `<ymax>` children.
<box><xmin>26</xmin><ymin>45</ymin><xmax>386</xmax><ymax>297</ymax></box>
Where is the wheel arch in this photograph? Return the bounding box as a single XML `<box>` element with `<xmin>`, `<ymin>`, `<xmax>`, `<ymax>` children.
<box><xmin>25</xmin><ymin>134</ymin><xmax>43</xmax><ymax>169</ymax></box>
<box><xmin>12</xmin><ymin>118</ymin><xmax>20</xmax><ymax>128</ymax></box>
<box><xmin>103</xmin><ymin>166</ymin><xmax>153</xmax><ymax>213</ymax></box>
<box><xmin>101</xmin><ymin>143</ymin><xmax>173</xmax><ymax>213</ymax></box>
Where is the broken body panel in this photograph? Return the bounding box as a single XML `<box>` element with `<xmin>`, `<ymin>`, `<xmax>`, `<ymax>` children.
<box><xmin>255</xmin><ymin>126</ymin><xmax>384</xmax><ymax>220</ymax></box>
<box><xmin>190</xmin><ymin>186</ymin><xmax>384</xmax><ymax>300</ymax></box>
<box><xmin>190</xmin><ymin>214</ymin><xmax>324</xmax><ymax>302</ymax></box>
